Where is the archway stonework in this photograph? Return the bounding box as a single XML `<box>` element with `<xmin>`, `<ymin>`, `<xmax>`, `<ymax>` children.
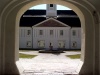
<box><xmin>0</xmin><ymin>0</ymin><xmax>99</xmax><ymax>75</ymax></box>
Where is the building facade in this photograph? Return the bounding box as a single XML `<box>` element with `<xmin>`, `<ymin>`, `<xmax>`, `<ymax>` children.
<box><xmin>19</xmin><ymin>18</ymin><xmax>81</xmax><ymax>50</ymax></box>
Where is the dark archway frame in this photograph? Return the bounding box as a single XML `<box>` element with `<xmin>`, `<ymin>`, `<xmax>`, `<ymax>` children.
<box><xmin>0</xmin><ymin>0</ymin><xmax>99</xmax><ymax>75</ymax></box>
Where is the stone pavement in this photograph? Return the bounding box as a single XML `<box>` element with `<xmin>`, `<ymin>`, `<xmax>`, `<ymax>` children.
<box><xmin>17</xmin><ymin>51</ymin><xmax>83</xmax><ymax>75</ymax></box>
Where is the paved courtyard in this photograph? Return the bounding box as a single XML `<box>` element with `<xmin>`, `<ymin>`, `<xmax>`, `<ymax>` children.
<box><xmin>17</xmin><ymin>51</ymin><xmax>83</xmax><ymax>75</ymax></box>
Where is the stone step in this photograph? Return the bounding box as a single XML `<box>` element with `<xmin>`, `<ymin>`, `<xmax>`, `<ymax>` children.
<box><xmin>22</xmin><ymin>73</ymin><xmax>78</xmax><ymax>75</ymax></box>
<box><xmin>23</xmin><ymin>73</ymin><xmax>64</xmax><ymax>75</ymax></box>
<box><xmin>22</xmin><ymin>71</ymin><xmax>78</xmax><ymax>75</ymax></box>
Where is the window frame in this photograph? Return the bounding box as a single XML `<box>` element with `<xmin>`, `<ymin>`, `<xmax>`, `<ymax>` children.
<box><xmin>60</xmin><ymin>30</ymin><xmax>63</xmax><ymax>36</ymax></box>
<box><xmin>72</xmin><ymin>30</ymin><xmax>76</xmax><ymax>36</ymax></box>
<box><xmin>50</xmin><ymin>30</ymin><xmax>53</xmax><ymax>35</ymax></box>
<box><xmin>50</xmin><ymin>4</ymin><xmax>53</xmax><ymax>7</ymax></box>
<box><xmin>58</xmin><ymin>40</ymin><xmax>65</xmax><ymax>48</ymax></box>
<box><xmin>39</xmin><ymin>30</ymin><xmax>43</xmax><ymax>35</ymax></box>
<box><xmin>38</xmin><ymin>40</ymin><xmax>45</xmax><ymax>48</ymax></box>
<box><xmin>26</xmin><ymin>41</ymin><xmax>31</xmax><ymax>47</ymax></box>
<box><xmin>27</xmin><ymin>30</ymin><xmax>31</xmax><ymax>35</ymax></box>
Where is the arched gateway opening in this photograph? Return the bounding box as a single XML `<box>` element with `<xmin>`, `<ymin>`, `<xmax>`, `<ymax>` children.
<box><xmin>19</xmin><ymin>4</ymin><xmax>82</xmax><ymax>74</ymax></box>
<box><xmin>1</xmin><ymin>0</ymin><xmax>97</xmax><ymax>75</ymax></box>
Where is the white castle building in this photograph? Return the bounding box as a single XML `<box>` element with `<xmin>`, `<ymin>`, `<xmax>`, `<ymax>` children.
<box><xmin>19</xmin><ymin>4</ymin><xmax>81</xmax><ymax>50</ymax></box>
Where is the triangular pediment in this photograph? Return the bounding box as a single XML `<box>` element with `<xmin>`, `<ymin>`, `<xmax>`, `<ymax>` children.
<box><xmin>33</xmin><ymin>18</ymin><xmax>70</xmax><ymax>27</ymax></box>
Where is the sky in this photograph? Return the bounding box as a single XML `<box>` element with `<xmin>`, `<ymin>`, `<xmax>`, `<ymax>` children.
<box><xmin>29</xmin><ymin>4</ymin><xmax>71</xmax><ymax>10</ymax></box>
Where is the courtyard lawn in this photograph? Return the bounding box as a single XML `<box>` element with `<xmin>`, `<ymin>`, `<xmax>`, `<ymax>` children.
<box><xmin>66</xmin><ymin>54</ymin><xmax>81</xmax><ymax>59</ymax></box>
<box><xmin>19</xmin><ymin>53</ymin><xmax>37</xmax><ymax>58</ymax></box>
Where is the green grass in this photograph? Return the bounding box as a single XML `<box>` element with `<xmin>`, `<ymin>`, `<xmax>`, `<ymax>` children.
<box><xmin>19</xmin><ymin>53</ymin><xmax>37</xmax><ymax>58</ymax></box>
<box><xmin>66</xmin><ymin>54</ymin><xmax>81</xmax><ymax>59</ymax></box>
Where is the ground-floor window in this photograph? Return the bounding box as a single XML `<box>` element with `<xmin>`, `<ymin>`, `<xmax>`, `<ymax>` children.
<box><xmin>72</xmin><ymin>41</ymin><xmax>77</xmax><ymax>48</ymax></box>
<box><xmin>58</xmin><ymin>40</ymin><xmax>65</xmax><ymax>48</ymax></box>
<box><xmin>38</xmin><ymin>40</ymin><xmax>45</xmax><ymax>48</ymax></box>
<box><xmin>26</xmin><ymin>41</ymin><xmax>32</xmax><ymax>47</ymax></box>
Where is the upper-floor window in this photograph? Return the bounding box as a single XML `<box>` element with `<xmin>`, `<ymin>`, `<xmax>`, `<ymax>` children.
<box><xmin>50</xmin><ymin>30</ymin><xmax>53</xmax><ymax>35</ymax></box>
<box><xmin>60</xmin><ymin>30</ymin><xmax>63</xmax><ymax>36</ymax></box>
<box><xmin>27</xmin><ymin>30</ymin><xmax>31</xmax><ymax>35</ymax></box>
<box><xmin>72</xmin><ymin>30</ymin><xmax>76</xmax><ymax>36</ymax></box>
<box><xmin>50</xmin><ymin>4</ymin><xmax>53</xmax><ymax>7</ymax></box>
<box><xmin>39</xmin><ymin>30</ymin><xmax>43</xmax><ymax>35</ymax></box>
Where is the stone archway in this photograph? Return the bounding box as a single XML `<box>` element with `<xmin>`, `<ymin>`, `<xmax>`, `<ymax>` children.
<box><xmin>0</xmin><ymin>0</ymin><xmax>99</xmax><ymax>75</ymax></box>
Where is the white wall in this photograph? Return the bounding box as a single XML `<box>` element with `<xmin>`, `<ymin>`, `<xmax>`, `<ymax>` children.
<box><xmin>46</xmin><ymin>4</ymin><xmax>57</xmax><ymax>17</ymax></box>
<box><xmin>19</xmin><ymin>27</ymin><xmax>81</xmax><ymax>50</ymax></box>
<box><xmin>32</xmin><ymin>27</ymin><xmax>71</xmax><ymax>50</ymax></box>
<box><xmin>70</xmin><ymin>27</ymin><xmax>81</xmax><ymax>49</ymax></box>
<box><xmin>19</xmin><ymin>27</ymin><xmax>32</xmax><ymax>48</ymax></box>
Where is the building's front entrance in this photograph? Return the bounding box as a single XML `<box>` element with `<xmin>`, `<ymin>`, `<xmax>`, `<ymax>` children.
<box><xmin>49</xmin><ymin>42</ymin><xmax>53</xmax><ymax>50</ymax></box>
